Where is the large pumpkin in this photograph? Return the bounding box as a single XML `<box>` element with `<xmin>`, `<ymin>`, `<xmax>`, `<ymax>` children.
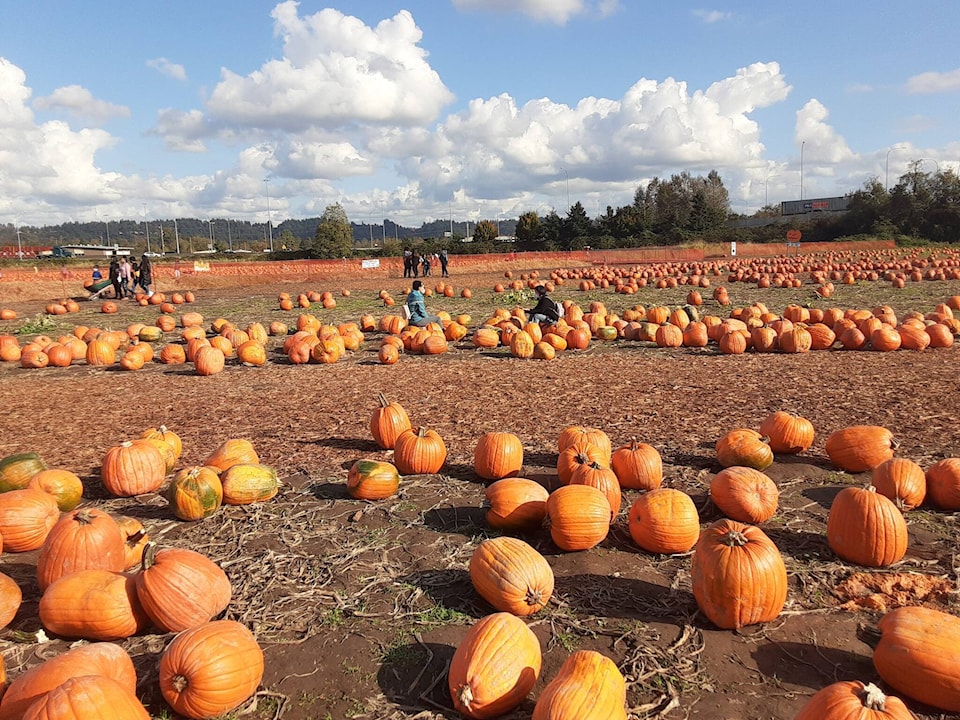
<box><xmin>474</xmin><ymin>431</ymin><xmax>524</xmax><ymax>481</ymax></box>
<box><xmin>825</xmin><ymin>425</ymin><xmax>897</xmax><ymax>473</ymax></box>
<box><xmin>370</xmin><ymin>393</ymin><xmax>411</xmax><ymax>449</ymax></box>
<box><xmin>691</xmin><ymin>519</ymin><xmax>787</xmax><ymax>629</ymax></box>
<box><xmin>219</xmin><ymin>463</ymin><xmax>279</xmax><ymax>504</ymax></box>
<box><xmin>715</xmin><ymin>429</ymin><xmax>773</xmax><ymax>470</ymax></box>
<box><xmin>826</xmin><ymin>485</ymin><xmax>907</xmax><ymax>567</ymax></box>
<box><xmin>38</xmin><ymin>569</ymin><xmax>149</xmax><ymax>641</ymax></box>
<box><xmin>0</xmin><ymin>451</ymin><xmax>46</xmax><ymax>492</ymax></box>
<box><xmin>545</xmin><ymin>484</ymin><xmax>611</xmax><ymax>552</ymax></box>
<box><xmin>926</xmin><ymin>458</ymin><xmax>960</xmax><ymax>510</ymax></box>
<box><xmin>347</xmin><ymin>459</ymin><xmax>400</xmax><ymax>500</ymax></box>
<box><xmin>483</xmin><ymin>478</ymin><xmax>549</xmax><ymax>532</ymax></box>
<box><xmin>469</xmin><ymin>537</ymin><xmax>554</xmax><ymax>616</ymax></box>
<box><xmin>627</xmin><ymin>488</ymin><xmax>700</xmax><ymax>555</ymax></box>
<box><xmin>448</xmin><ymin>612</ymin><xmax>541</xmax><ymax>719</ymax></box>
<box><xmin>610</xmin><ymin>439</ymin><xmax>662</xmax><ymax>491</ymax></box>
<box><xmin>393</xmin><ymin>426</ymin><xmax>447</xmax><ymax>475</ymax></box>
<box><xmin>758</xmin><ymin>411</ymin><xmax>814</xmax><ymax>454</ymax></box>
<box><xmin>36</xmin><ymin>508</ymin><xmax>126</xmax><ymax>591</ymax></box>
<box><xmin>531</xmin><ymin>650</ymin><xmax>627</xmax><ymax>720</ymax></box>
<box><xmin>0</xmin><ymin>489</ymin><xmax>60</xmax><ymax>552</ymax></box>
<box><xmin>135</xmin><ymin>544</ymin><xmax>232</xmax><ymax>633</ymax></box>
<box><xmin>0</xmin><ymin>643</ymin><xmax>137</xmax><ymax>720</ymax></box>
<box><xmin>166</xmin><ymin>466</ymin><xmax>223</xmax><ymax>521</ymax></box>
<box><xmin>873</xmin><ymin>605</ymin><xmax>960</xmax><ymax>711</ymax></box>
<box><xmin>101</xmin><ymin>440</ymin><xmax>166</xmax><ymax>497</ymax></box>
<box><xmin>22</xmin><ymin>675</ymin><xmax>150</xmax><ymax>720</ymax></box>
<box><xmin>710</xmin><ymin>466</ymin><xmax>779</xmax><ymax>524</ymax></box>
<box><xmin>160</xmin><ymin>620</ymin><xmax>264</xmax><ymax>720</ymax></box>
<box><xmin>793</xmin><ymin>681</ymin><xmax>913</xmax><ymax>720</ymax></box>
<box><xmin>871</xmin><ymin>457</ymin><xmax>926</xmax><ymax>510</ymax></box>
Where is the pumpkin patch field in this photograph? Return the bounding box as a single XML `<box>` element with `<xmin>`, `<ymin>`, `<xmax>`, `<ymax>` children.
<box><xmin>0</xmin><ymin>246</ymin><xmax>959</xmax><ymax>719</ymax></box>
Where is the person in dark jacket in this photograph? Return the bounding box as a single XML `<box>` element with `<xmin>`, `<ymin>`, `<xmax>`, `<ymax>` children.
<box><xmin>108</xmin><ymin>258</ymin><xmax>122</xmax><ymax>299</ymax></box>
<box><xmin>137</xmin><ymin>254</ymin><xmax>154</xmax><ymax>296</ymax></box>
<box><xmin>528</xmin><ymin>285</ymin><xmax>562</xmax><ymax>324</ymax></box>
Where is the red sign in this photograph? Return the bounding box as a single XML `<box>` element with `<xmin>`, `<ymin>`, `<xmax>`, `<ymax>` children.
<box><xmin>786</xmin><ymin>230</ymin><xmax>802</xmax><ymax>242</ymax></box>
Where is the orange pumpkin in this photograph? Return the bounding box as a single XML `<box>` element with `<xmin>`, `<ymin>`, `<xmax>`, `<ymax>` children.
<box><xmin>474</xmin><ymin>431</ymin><xmax>524</xmax><ymax>481</ymax></box>
<box><xmin>0</xmin><ymin>489</ymin><xmax>60</xmax><ymax>552</ymax></box>
<box><xmin>38</xmin><ymin>569</ymin><xmax>149</xmax><ymax>641</ymax></box>
<box><xmin>825</xmin><ymin>425</ymin><xmax>897</xmax><ymax>473</ymax></box>
<box><xmin>610</xmin><ymin>439</ymin><xmax>662</xmax><ymax>490</ymax></box>
<box><xmin>36</xmin><ymin>509</ymin><xmax>126</xmax><ymax>591</ymax></box>
<box><xmin>925</xmin><ymin>458</ymin><xmax>960</xmax><ymax>510</ymax></box>
<box><xmin>710</xmin><ymin>466</ymin><xmax>779</xmax><ymax>523</ymax></box>
<box><xmin>627</xmin><ymin>488</ymin><xmax>700</xmax><ymax>555</ymax></box>
<box><xmin>101</xmin><ymin>440</ymin><xmax>166</xmax><ymax>497</ymax></box>
<box><xmin>469</xmin><ymin>536</ymin><xmax>553</xmax><ymax>616</ymax></box>
<box><xmin>346</xmin><ymin>459</ymin><xmax>400</xmax><ymax>500</ymax></box>
<box><xmin>483</xmin><ymin>478</ymin><xmax>549</xmax><ymax>531</ymax></box>
<box><xmin>393</xmin><ymin>426</ymin><xmax>446</xmax><ymax>475</ymax></box>
<box><xmin>758</xmin><ymin>411</ymin><xmax>814</xmax><ymax>454</ymax></box>
<box><xmin>26</xmin><ymin>469</ymin><xmax>83</xmax><ymax>511</ymax></box>
<box><xmin>872</xmin><ymin>457</ymin><xmax>926</xmax><ymax>510</ymax></box>
<box><xmin>827</xmin><ymin>485</ymin><xmax>907</xmax><ymax>567</ymax></box>
<box><xmin>794</xmin><ymin>681</ymin><xmax>913</xmax><ymax>720</ymax></box>
<box><xmin>545</xmin><ymin>484</ymin><xmax>611</xmax><ymax>552</ymax></box>
<box><xmin>370</xmin><ymin>393</ymin><xmax>411</xmax><ymax>450</ymax></box>
<box><xmin>532</xmin><ymin>650</ymin><xmax>627</xmax><ymax>720</ymax></box>
<box><xmin>21</xmin><ymin>675</ymin><xmax>150</xmax><ymax>720</ymax></box>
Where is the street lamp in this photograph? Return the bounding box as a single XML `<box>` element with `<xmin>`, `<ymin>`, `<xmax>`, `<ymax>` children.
<box><xmin>14</xmin><ymin>217</ymin><xmax>22</xmax><ymax>260</ymax></box>
<box><xmin>264</xmin><ymin>179</ymin><xmax>274</xmax><ymax>252</ymax></box>
<box><xmin>918</xmin><ymin>158</ymin><xmax>940</xmax><ymax>174</ymax></box>
<box><xmin>207</xmin><ymin>220</ymin><xmax>215</xmax><ymax>249</ymax></box>
<box><xmin>800</xmin><ymin>141</ymin><xmax>806</xmax><ymax>201</ymax></box>
<box><xmin>885</xmin><ymin>145</ymin><xmax>905</xmax><ymax>191</ymax></box>
<box><xmin>764</xmin><ymin>172</ymin><xmax>778</xmax><ymax>208</ymax></box>
<box><xmin>368</xmin><ymin>211</ymin><xmax>374</xmax><ymax>247</ymax></box>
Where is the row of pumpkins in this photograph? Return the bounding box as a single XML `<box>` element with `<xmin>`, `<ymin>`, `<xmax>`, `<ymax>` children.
<box><xmin>358</xmin><ymin>396</ymin><xmax>960</xmax><ymax>717</ymax></box>
<box><xmin>0</xmin><ymin>431</ymin><xmax>280</xmax><ymax>718</ymax></box>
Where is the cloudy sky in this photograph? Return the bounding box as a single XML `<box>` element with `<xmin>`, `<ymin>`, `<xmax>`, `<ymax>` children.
<box><xmin>1</xmin><ymin>1</ymin><xmax>958</xmax><ymax>230</ymax></box>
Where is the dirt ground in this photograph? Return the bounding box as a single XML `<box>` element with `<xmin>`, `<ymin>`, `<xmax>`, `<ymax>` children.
<box><xmin>1</xmin><ymin>263</ymin><xmax>959</xmax><ymax>720</ymax></box>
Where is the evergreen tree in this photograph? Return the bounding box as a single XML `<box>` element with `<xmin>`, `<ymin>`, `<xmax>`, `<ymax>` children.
<box><xmin>311</xmin><ymin>203</ymin><xmax>354</xmax><ymax>258</ymax></box>
<box><xmin>515</xmin><ymin>211</ymin><xmax>542</xmax><ymax>241</ymax></box>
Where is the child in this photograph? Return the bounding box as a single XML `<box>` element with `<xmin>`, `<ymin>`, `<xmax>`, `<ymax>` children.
<box><xmin>92</xmin><ymin>265</ymin><xmax>102</xmax><ymax>281</ymax></box>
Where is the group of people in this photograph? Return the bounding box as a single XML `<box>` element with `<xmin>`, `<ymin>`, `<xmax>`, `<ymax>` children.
<box><xmin>403</xmin><ymin>248</ymin><xmax>449</xmax><ymax>278</ymax></box>
<box><xmin>92</xmin><ymin>254</ymin><xmax>153</xmax><ymax>299</ymax></box>
<box><xmin>405</xmin><ymin>280</ymin><xmax>561</xmax><ymax>328</ymax></box>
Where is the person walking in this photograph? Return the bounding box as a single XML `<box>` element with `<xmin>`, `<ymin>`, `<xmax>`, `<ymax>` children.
<box><xmin>439</xmin><ymin>248</ymin><xmax>449</xmax><ymax>277</ymax></box>
<box><xmin>137</xmin><ymin>254</ymin><xmax>154</xmax><ymax>297</ymax></box>
<box><xmin>119</xmin><ymin>257</ymin><xmax>133</xmax><ymax>298</ymax></box>
<box><xmin>421</xmin><ymin>253</ymin><xmax>431</xmax><ymax>277</ymax></box>
<box><xmin>403</xmin><ymin>247</ymin><xmax>412</xmax><ymax>278</ymax></box>
<box><xmin>108</xmin><ymin>258</ymin><xmax>123</xmax><ymax>299</ymax></box>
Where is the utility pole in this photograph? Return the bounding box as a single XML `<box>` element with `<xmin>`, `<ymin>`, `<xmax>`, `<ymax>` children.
<box><xmin>264</xmin><ymin>179</ymin><xmax>274</xmax><ymax>252</ymax></box>
<box><xmin>143</xmin><ymin>205</ymin><xmax>150</xmax><ymax>254</ymax></box>
<box><xmin>174</xmin><ymin>219</ymin><xmax>180</xmax><ymax>254</ymax></box>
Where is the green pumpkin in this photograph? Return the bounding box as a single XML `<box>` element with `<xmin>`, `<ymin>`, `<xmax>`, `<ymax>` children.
<box><xmin>138</xmin><ymin>326</ymin><xmax>164</xmax><ymax>342</ymax></box>
<box><xmin>0</xmin><ymin>452</ymin><xmax>47</xmax><ymax>493</ymax></box>
<box><xmin>347</xmin><ymin>459</ymin><xmax>400</xmax><ymax>500</ymax></box>
<box><xmin>219</xmin><ymin>463</ymin><xmax>279</xmax><ymax>505</ymax></box>
<box><xmin>166</xmin><ymin>466</ymin><xmax>223</xmax><ymax>521</ymax></box>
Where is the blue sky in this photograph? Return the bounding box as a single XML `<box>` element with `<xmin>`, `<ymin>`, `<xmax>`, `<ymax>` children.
<box><xmin>1</xmin><ymin>0</ymin><xmax>958</xmax><ymax>230</ymax></box>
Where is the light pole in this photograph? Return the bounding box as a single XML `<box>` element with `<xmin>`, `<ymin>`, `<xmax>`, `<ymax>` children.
<box><xmin>14</xmin><ymin>218</ymin><xmax>22</xmax><ymax>260</ymax></box>
<box><xmin>207</xmin><ymin>220</ymin><xmax>215</xmax><ymax>250</ymax></box>
<box><xmin>264</xmin><ymin>179</ymin><xmax>274</xmax><ymax>252</ymax></box>
<box><xmin>368</xmin><ymin>211</ymin><xmax>374</xmax><ymax>247</ymax></box>
<box><xmin>560</xmin><ymin>167</ymin><xmax>570</xmax><ymax>209</ymax></box>
<box><xmin>800</xmin><ymin>141</ymin><xmax>806</xmax><ymax>201</ymax></box>
<box><xmin>764</xmin><ymin>172</ymin><xmax>778</xmax><ymax>209</ymax></box>
<box><xmin>885</xmin><ymin>145</ymin><xmax>905</xmax><ymax>191</ymax></box>
<box><xmin>919</xmin><ymin>158</ymin><xmax>940</xmax><ymax>174</ymax></box>
<box><xmin>174</xmin><ymin>218</ymin><xmax>180</xmax><ymax>255</ymax></box>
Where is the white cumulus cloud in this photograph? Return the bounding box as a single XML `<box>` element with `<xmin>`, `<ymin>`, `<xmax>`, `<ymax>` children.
<box><xmin>33</xmin><ymin>85</ymin><xmax>130</xmax><ymax>123</ymax></box>
<box><xmin>796</xmin><ymin>99</ymin><xmax>855</xmax><ymax>164</ymax></box>
<box><xmin>147</xmin><ymin>57</ymin><xmax>187</xmax><ymax>81</ymax></box>
<box><xmin>451</xmin><ymin>0</ymin><xmax>617</xmax><ymax>24</ymax></box>
<box><xmin>204</xmin><ymin>4</ymin><xmax>453</xmax><ymax>131</ymax></box>
<box><xmin>905</xmin><ymin>68</ymin><xmax>960</xmax><ymax>94</ymax></box>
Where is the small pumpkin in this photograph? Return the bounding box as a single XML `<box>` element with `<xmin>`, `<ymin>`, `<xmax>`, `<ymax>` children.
<box><xmin>26</xmin><ymin>469</ymin><xmax>83</xmax><ymax>511</ymax></box>
<box><xmin>393</xmin><ymin>426</ymin><xmax>447</xmax><ymax>475</ymax></box>
<box><xmin>532</xmin><ymin>650</ymin><xmax>627</xmax><ymax>720</ymax></box>
<box><xmin>569</xmin><ymin>461</ymin><xmax>621</xmax><ymax>521</ymax></box>
<box><xmin>0</xmin><ymin>571</ymin><xmax>22</xmax><ymax>629</ymax></box>
<box><xmin>159</xmin><ymin>620</ymin><xmax>264</xmax><ymax>720</ymax></box>
<box><xmin>346</xmin><ymin>460</ymin><xmax>400</xmax><ymax>500</ymax></box>
<box><xmin>0</xmin><ymin>451</ymin><xmax>47</xmax><ymax>493</ymax></box>
<box><xmin>370</xmin><ymin>393</ymin><xmax>412</xmax><ymax>449</ymax></box>
<box><xmin>758</xmin><ymin>411</ymin><xmax>814</xmax><ymax>454</ymax></box>
<box><xmin>872</xmin><ymin>457</ymin><xmax>926</xmax><ymax>510</ymax></box>
<box><xmin>610</xmin><ymin>439</ymin><xmax>662</xmax><ymax>491</ymax></box>
<box><xmin>715</xmin><ymin>429</ymin><xmax>773</xmax><ymax>470</ymax></box>
<box><xmin>0</xmin><ymin>488</ymin><xmax>60</xmax><ymax>552</ymax></box>
<box><xmin>691</xmin><ymin>519</ymin><xmax>787</xmax><ymax>629</ymax></box>
<box><xmin>203</xmin><ymin>438</ymin><xmax>259</xmax><ymax>473</ymax></box>
<box><xmin>628</xmin><ymin>488</ymin><xmax>700</xmax><ymax>555</ymax></box>
<box><xmin>710</xmin><ymin>466</ymin><xmax>779</xmax><ymax>524</ymax></box>
<box><xmin>545</xmin><ymin>484</ymin><xmax>611</xmax><ymax>552</ymax></box>
<box><xmin>557</xmin><ymin>426</ymin><xmax>611</xmax><ymax>464</ymax></box>
<box><xmin>827</xmin><ymin>485</ymin><xmax>907</xmax><ymax>567</ymax></box>
<box><xmin>925</xmin><ymin>458</ymin><xmax>960</xmax><ymax>510</ymax></box>
<box><xmin>469</xmin><ymin>536</ymin><xmax>554</xmax><ymax>616</ymax></box>
<box><xmin>825</xmin><ymin>425</ymin><xmax>897</xmax><ymax>473</ymax></box>
<box><xmin>219</xmin><ymin>463</ymin><xmax>279</xmax><ymax>505</ymax></box>
<box><xmin>116</xmin><ymin>515</ymin><xmax>149</xmax><ymax>570</ymax></box>
<box><xmin>448</xmin><ymin>612</ymin><xmax>541</xmax><ymax>719</ymax></box>
<box><xmin>556</xmin><ymin>443</ymin><xmax>608</xmax><ymax>485</ymax></box>
<box><xmin>474</xmin><ymin>431</ymin><xmax>524</xmax><ymax>481</ymax></box>
<box><xmin>166</xmin><ymin>466</ymin><xmax>224</xmax><ymax>521</ymax></box>
<box><xmin>140</xmin><ymin>425</ymin><xmax>183</xmax><ymax>464</ymax></box>
<box><xmin>101</xmin><ymin>440</ymin><xmax>166</xmax><ymax>497</ymax></box>
<box><xmin>483</xmin><ymin>478</ymin><xmax>549</xmax><ymax>531</ymax></box>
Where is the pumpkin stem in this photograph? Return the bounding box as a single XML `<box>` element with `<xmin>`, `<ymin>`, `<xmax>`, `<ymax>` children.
<box><xmin>141</xmin><ymin>541</ymin><xmax>159</xmax><ymax>570</ymax></box>
<box><xmin>171</xmin><ymin>674</ymin><xmax>190</xmax><ymax>693</ymax></box>
<box><xmin>458</xmin><ymin>684</ymin><xmax>474</xmax><ymax>711</ymax></box>
<box><xmin>526</xmin><ymin>587</ymin><xmax>547</xmax><ymax>607</ymax></box>
<box><xmin>73</xmin><ymin>509</ymin><xmax>96</xmax><ymax>525</ymax></box>
<box><xmin>855</xmin><ymin>620</ymin><xmax>882</xmax><ymax>649</ymax></box>
<box><xmin>417</xmin><ymin>426</ymin><xmax>427</xmax><ymax>438</ymax></box>
<box><xmin>719</xmin><ymin>530</ymin><xmax>749</xmax><ymax>547</ymax></box>
<box><xmin>377</xmin><ymin>392</ymin><xmax>390</xmax><ymax>408</ymax></box>
<box><xmin>859</xmin><ymin>682</ymin><xmax>888</xmax><ymax>711</ymax></box>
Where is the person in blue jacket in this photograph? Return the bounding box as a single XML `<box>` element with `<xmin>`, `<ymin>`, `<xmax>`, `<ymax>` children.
<box><xmin>406</xmin><ymin>280</ymin><xmax>441</xmax><ymax>327</ymax></box>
